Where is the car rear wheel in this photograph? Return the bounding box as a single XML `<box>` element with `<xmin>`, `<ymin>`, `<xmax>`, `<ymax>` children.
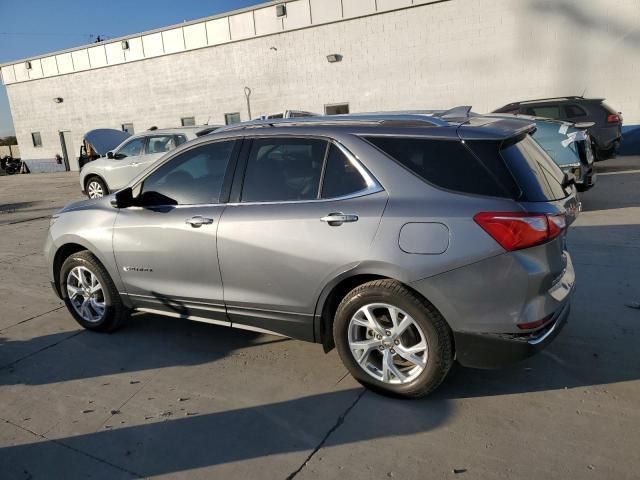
<box><xmin>86</xmin><ymin>177</ymin><xmax>108</xmax><ymax>199</ymax></box>
<box><xmin>333</xmin><ymin>279</ymin><xmax>453</xmax><ymax>398</ymax></box>
<box><xmin>60</xmin><ymin>250</ymin><xmax>126</xmax><ymax>332</ymax></box>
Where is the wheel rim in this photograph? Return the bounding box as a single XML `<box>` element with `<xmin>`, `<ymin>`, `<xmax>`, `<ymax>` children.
<box><xmin>348</xmin><ymin>303</ymin><xmax>428</xmax><ymax>385</ymax></box>
<box><xmin>66</xmin><ymin>266</ymin><xmax>106</xmax><ymax>323</ymax></box>
<box><xmin>87</xmin><ymin>181</ymin><xmax>104</xmax><ymax>199</ymax></box>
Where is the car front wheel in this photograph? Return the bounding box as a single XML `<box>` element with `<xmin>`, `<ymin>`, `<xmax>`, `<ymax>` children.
<box><xmin>86</xmin><ymin>177</ymin><xmax>108</xmax><ymax>199</ymax></box>
<box><xmin>333</xmin><ymin>280</ymin><xmax>453</xmax><ymax>398</ymax></box>
<box><xmin>60</xmin><ymin>250</ymin><xmax>126</xmax><ymax>332</ymax></box>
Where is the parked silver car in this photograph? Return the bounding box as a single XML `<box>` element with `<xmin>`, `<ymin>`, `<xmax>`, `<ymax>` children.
<box><xmin>79</xmin><ymin>127</ymin><xmax>209</xmax><ymax>199</ymax></box>
<box><xmin>46</xmin><ymin>114</ymin><xmax>577</xmax><ymax>398</ymax></box>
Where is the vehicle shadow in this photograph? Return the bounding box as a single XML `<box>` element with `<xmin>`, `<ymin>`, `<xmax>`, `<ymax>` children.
<box><xmin>0</xmin><ymin>387</ymin><xmax>452</xmax><ymax>478</ymax></box>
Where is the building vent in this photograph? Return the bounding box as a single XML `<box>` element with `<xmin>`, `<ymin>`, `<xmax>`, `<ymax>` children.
<box><xmin>276</xmin><ymin>4</ymin><xmax>286</xmax><ymax>17</ymax></box>
<box><xmin>25</xmin><ymin>61</ymin><xmax>32</xmax><ymax>70</ymax></box>
<box><xmin>121</xmin><ymin>40</ymin><xmax>130</xmax><ymax>50</ymax></box>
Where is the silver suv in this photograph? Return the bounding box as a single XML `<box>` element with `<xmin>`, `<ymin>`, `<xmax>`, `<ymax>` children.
<box><xmin>46</xmin><ymin>114</ymin><xmax>577</xmax><ymax>398</ymax></box>
<box><xmin>79</xmin><ymin>127</ymin><xmax>208</xmax><ymax>199</ymax></box>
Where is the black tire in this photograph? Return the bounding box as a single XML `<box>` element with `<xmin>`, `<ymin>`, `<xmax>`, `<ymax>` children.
<box><xmin>59</xmin><ymin>250</ymin><xmax>127</xmax><ymax>332</ymax></box>
<box><xmin>333</xmin><ymin>279</ymin><xmax>453</xmax><ymax>399</ymax></box>
<box><xmin>85</xmin><ymin>176</ymin><xmax>108</xmax><ymax>199</ymax></box>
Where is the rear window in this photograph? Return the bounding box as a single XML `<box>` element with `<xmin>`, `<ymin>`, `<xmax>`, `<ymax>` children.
<box><xmin>365</xmin><ymin>136</ymin><xmax>517</xmax><ymax>198</ymax></box>
<box><xmin>500</xmin><ymin>136</ymin><xmax>569</xmax><ymax>201</ymax></box>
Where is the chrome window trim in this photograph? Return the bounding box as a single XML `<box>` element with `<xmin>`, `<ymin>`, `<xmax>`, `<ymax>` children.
<box><xmin>120</xmin><ymin>134</ymin><xmax>384</xmax><ymax>209</ymax></box>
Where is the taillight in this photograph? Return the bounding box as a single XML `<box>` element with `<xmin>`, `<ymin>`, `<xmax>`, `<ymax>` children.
<box><xmin>607</xmin><ymin>114</ymin><xmax>621</xmax><ymax>124</ymax></box>
<box><xmin>473</xmin><ymin>212</ymin><xmax>567</xmax><ymax>251</ymax></box>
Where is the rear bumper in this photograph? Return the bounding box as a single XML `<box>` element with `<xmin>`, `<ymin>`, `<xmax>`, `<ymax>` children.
<box><xmin>453</xmin><ymin>300</ymin><xmax>570</xmax><ymax>369</ymax></box>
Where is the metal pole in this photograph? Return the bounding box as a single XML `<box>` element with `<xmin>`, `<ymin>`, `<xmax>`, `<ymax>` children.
<box><xmin>244</xmin><ymin>86</ymin><xmax>252</xmax><ymax>120</ymax></box>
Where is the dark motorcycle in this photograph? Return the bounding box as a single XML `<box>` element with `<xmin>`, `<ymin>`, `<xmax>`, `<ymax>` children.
<box><xmin>2</xmin><ymin>156</ymin><xmax>26</xmax><ymax>175</ymax></box>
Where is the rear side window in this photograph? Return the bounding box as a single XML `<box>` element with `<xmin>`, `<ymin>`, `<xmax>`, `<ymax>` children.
<box><xmin>144</xmin><ymin>135</ymin><xmax>176</xmax><ymax>154</ymax></box>
<box><xmin>241</xmin><ymin>138</ymin><xmax>327</xmax><ymax>202</ymax></box>
<box><xmin>564</xmin><ymin>104</ymin><xmax>587</xmax><ymax>119</ymax></box>
<box><xmin>365</xmin><ymin>136</ymin><xmax>515</xmax><ymax>198</ymax></box>
<box><xmin>500</xmin><ymin>136</ymin><xmax>568</xmax><ymax>201</ymax></box>
<box><xmin>321</xmin><ymin>145</ymin><xmax>368</xmax><ymax>198</ymax></box>
<box><xmin>523</xmin><ymin>105</ymin><xmax>561</xmax><ymax>119</ymax></box>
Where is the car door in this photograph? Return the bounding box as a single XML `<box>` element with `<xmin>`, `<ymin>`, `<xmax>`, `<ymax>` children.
<box><xmin>105</xmin><ymin>137</ymin><xmax>146</xmax><ymax>190</ymax></box>
<box><xmin>217</xmin><ymin>136</ymin><xmax>387</xmax><ymax>341</ymax></box>
<box><xmin>112</xmin><ymin>139</ymin><xmax>241</xmax><ymax>323</ymax></box>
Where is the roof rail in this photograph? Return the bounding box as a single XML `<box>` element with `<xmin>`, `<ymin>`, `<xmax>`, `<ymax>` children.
<box><xmin>215</xmin><ymin>113</ymin><xmax>451</xmax><ymax>132</ymax></box>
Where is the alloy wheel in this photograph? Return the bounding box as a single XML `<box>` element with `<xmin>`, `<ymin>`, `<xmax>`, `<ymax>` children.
<box><xmin>66</xmin><ymin>266</ymin><xmax>106</xmax><ymax>323</ymax></box>
<box><xmin>87</xmin><ymin>181</ymin><xmax>104</xmax><ymax>199</ymax></box>
<box><xmin>348</xmin><ymin>303</ymin><xmax>428</xmax><ymax>384</ymax></box>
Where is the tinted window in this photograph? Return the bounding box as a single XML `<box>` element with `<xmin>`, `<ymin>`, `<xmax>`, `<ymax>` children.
<box><xmin>501</xmin><ymin>136</ymin><xmax>568</xmax><ymax>201</ymax></box>
<box><xmin>321</xmin><ymin>145</ymin><xmax>368</xmax><ymax>198</ymax></box>
<box><xmin>564</xmin><ymin>104</ymin><xmax>587</xmax><ymax>119</ymax></box>
<box><xmin>365</xmin><ymin>136</ymin><xmax>514</xmax><ymax>198</ymax></box>
<box><xmin>524</xmin><ymin>105</ymin><xmax>561</xmax><ymax>119</ymax></box>
<box><xmin>242</xmin><ymin>138</ymin><xmax>327</xmax><ymax>202</ymax></box>
<box><xmin>145</xmin><ymin>135</ymin><xmax>177</xmax><ymax>154</ymax></box>
<box><xmin>141</xmin><ymin>140</ymin><xmax>237</xmax><ymax>205</ymax></box>
<box><xmin>116</xmin><ymin>138</ymin><xmax>144</xmax><ymax>158</ymax></box>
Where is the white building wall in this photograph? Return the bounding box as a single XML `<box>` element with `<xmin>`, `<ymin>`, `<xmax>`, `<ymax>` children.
<box><xmin>2</xmin><ymin>0</ymin><xmax>640</xmax><ymax>169</ymax></box>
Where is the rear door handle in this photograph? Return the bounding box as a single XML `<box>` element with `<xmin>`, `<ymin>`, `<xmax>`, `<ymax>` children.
<box><xmin>185</xmin><ymin>216</ymin><xmax>214</xmax><ymax>228</ymax></box>
<box><xmin>320</xmin><ymin>213</ymin><xmax>359</xmax><ymax>226</ymax></box>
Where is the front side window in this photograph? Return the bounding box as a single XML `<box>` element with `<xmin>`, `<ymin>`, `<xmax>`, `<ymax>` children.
<box><xmin>241</xmin><ymin>138</ymin><xmax>327</xmax><ymax>202</ymax></box>
<box><xmin>321</xmin><ymin>144</ymin><xmax>368</xmax><ymax>198</ymax></box>
<box><xmin>140</xmin><ymin>140</ymin><xmax>237</xmax><ymax>205</ymax></box>
<box><xmin>115</xmin><ymin>138</ymin><xmax>144</xmax><ymax>159</ymax></box>
<box><xmin>144</xmin><ymin>135</ymin><xmax>177</xmax><ymax>155</ymax></box>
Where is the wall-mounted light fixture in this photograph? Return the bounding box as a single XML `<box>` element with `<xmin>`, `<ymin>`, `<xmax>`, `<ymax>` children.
<box><xmin>326</xmin><ymin>54</ymin><xmax>343</xmax><ymax>63</ymax></box>
<box><xmin>276</xmin><ymin>4</ymin><xmax>286</xmax><ymax>17</ymax></box>
<box><xmin>25</xmin><ymin>61</ymin><xmax>32</xmax><ymax>70</ymax></box>
<box><xmin>53</xmin><ymin>97</ymin><xmax>64</xmax><ymax>104</ymax></box>
<box><xmin>121</xmin><ymin>40</ymin><xmax>130</xmax><ymax>50</ymax></box>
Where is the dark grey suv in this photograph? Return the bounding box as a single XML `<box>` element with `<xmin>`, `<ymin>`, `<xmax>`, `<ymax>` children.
<box><xmin>45</xmin><ymin>114</ymin><xmax>577</xmax><ymax>398</ymax></box>
<box><xmin>493</xmin><ymin>96</ymin><xmax>623</xmax><ymax>161</ymax></box>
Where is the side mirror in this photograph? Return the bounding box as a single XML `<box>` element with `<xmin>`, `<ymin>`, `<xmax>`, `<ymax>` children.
<box><xmin>110</xmin><ymin>187</ymin><xmax>134</xmax><ymax>208</ymax></box>
<box><xmin>107</xmin><ymin>151</ymin><xmax>114</xmax><ymax>159</ymax></box>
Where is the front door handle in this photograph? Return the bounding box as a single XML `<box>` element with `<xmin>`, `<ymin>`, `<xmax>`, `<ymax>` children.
<box><xmin>185</xmin><ymin>216</ymin><xmax>214</xmax><ymax>228</ymax></box>
<box><xmin>320</xmin><ymin>212</ymin><xmax>359</xmax><ymax>226</ymax></box>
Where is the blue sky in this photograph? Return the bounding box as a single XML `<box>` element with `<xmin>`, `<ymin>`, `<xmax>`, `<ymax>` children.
<box><xmin>0</xmin><ymin>0</ymin><xmax>265</xmax><ymax>137</ymax></box>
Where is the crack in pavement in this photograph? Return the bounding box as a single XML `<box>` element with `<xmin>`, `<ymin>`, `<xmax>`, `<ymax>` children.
<box><xmin>0</xmin><ymin>305</ymin><xmax>65</xmax><ymax>333</ymax></box>
<box><xmin>0</xmin><ymin>417</ymin><xmax>143</xmax><ymax>478</ymax></box>
<box><xmin>0</xmin><ymin>330</ymin><xmax>85</xmax><ymax>370</ymax></box>
<box><xmin>286</xmin><ymin>388</ymin><xmax>367</xmax><ymax>480</ymax></box>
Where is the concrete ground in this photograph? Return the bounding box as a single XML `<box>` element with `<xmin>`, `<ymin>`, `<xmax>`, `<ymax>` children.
<box><xmin>0</xmin><ymin>159</ymin><xmax>639</xmax><ymax>479</ymax></box>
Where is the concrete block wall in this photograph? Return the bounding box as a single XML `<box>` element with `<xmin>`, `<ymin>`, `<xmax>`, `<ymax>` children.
<box><xmin>3</xmin><ymin>0</ymin><xmax>640</xmax><ymax>168</ymax></box>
